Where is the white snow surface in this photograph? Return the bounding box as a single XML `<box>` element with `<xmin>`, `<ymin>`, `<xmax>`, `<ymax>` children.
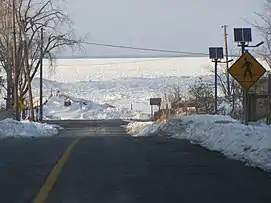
<box><xmin>126</xmin><ymin>121</ymin><xmax>161</xmax><ymax>137</ymax></box>
<box><xmin>1</xmin><ymin>57</ymin><xmax>269</xmax><ymax>119</ymax></box>
<box><xmin>0</xmin><ymin>118</ymin><xmax>60</xmax><ymax>137</ymax></box>
<box><xmin>43</xmin><ymin>96</ymin><xmax>147</xmax><ymax>120</ymax></box>
<box><xmin>30</xmin><ymin>57</ymin><xmax>255</xmax><ymax>118</ymax></box>
<box><xmin>126</xmin><ymin>115</ymin><xmax>271</xmax><ymax>172</ymax></box>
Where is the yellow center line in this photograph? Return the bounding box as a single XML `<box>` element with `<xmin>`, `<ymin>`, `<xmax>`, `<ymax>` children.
<box><xmin>33</xmin><ymin>136</ymin><xmax>83</xmax><ymax>203</ymax></box>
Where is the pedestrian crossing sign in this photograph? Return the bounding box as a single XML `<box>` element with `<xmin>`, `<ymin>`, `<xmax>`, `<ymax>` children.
<box><xmin>228</xmin><ymin>51</ymin><xmax>266</xmax><ymax>90</ymax></box>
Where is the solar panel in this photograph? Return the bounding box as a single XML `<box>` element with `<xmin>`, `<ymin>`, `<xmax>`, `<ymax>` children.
<box><xmin>234</xmin><ymin>28</ymin><xmax>243</xmax><ymax>42</ymax></box>
<box><xmin>234</xmin><ymin>28</ymin><xmax>252</xmax><ymax>42</ymax></box>
<box><xmin>209</xmin><ymin>47</ymin><xmax>224</xmax><ymax>59</ymax></box>
<box><xmin>243</xmin><ymin>28</ymin><xmax>252</xmax><ymax>42</ymax></box>
<box><xmin>209</xmin><ymin>48</ymin><xmax>216</xmax><ymax>59</ymax></box>
<box><xmin>216</xmin><ymin>47</ymin><xmax>224</xmax><ymax>59</ymax></box>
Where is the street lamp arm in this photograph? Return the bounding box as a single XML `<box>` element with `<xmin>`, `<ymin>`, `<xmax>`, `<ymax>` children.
<box><xmin>228</xmin><ymin>59</ymin><xmax>234</xmax><ymax>63</ymax></box>
<box><xmin>248</xmin><ymin>41</ymin><xmax>264</xmax><ymax>48</ymax></box>
<box><xmin>216</xmin><ymin>59</ymin><xmax>234</xmax><ymax>64</ymax></box>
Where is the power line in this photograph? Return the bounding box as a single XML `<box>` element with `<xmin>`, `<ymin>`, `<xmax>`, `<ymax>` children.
<box><xmin>81</xmin><ymin>41</ymin><xmax>243</xmax><ymax>59</ymax></box>
<box><xmin>81</xmin><ymin>58</ymin><xmax>173</xmax><ymax>67</ymax></box>
<box><xmin>82</xmin><ymin>41</ymin><xmax>210</xmax><ymax>57</ymax></box>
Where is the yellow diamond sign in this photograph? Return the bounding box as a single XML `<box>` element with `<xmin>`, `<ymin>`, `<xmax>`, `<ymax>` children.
<box><xmin>228</xmin><ymin>52</ymin><xmax>266</xmax><ymax>90</ymax></box>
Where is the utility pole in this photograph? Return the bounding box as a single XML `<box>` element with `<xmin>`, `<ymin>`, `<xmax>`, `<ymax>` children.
<box><xmin>11</xmin><ymin>0</ymin><xmax>19</xmax><ymax>120</ymax></box>
<box><xmin>39</xmin><ymin>27</ymin><xmax>44</xmax><ymax>121</ymax></box>
<box><xmin>222</xmin><ymin>25</ymin><xmax>230</xmax><ymax>97</ymax></box>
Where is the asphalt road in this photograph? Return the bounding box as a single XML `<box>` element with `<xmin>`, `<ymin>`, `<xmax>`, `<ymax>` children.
<box><xmin>0</xmin><ymin>119</ymin><xmax>271</xmax><ymax>203</ymax></box>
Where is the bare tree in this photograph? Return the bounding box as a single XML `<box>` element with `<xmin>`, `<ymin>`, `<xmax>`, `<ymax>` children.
<box><xmin>0</xmin><ymin>75</ymin><xmax>4</xmax><ymax>93</ymax></box>
<box><xmin>0</xmin><ymin>0</ymin><xmax>13</xmax><ymax>108</ymax></box>
<box><xmin>250</xmin><ymin>1</ymin><xmax>271</xmax><ymax>67</ymax></box>
<box><xmin>162</xmin><ymin>84</ymin><xmax>183</xmax><ymax>103</ymax></box>
<box><xmin>205</xmin><ymin>63</ymin><xmax>243</xmax><ymax>116</ymax></box>
<box><xmin>188</xmin><ymin>77</ymin><xmax>214</xmax><ymax>114</ymax></box>
<box><xmin>0</xmin><ymin>0</ymin><xmax>84</xmax><ymax>113</ymax></box>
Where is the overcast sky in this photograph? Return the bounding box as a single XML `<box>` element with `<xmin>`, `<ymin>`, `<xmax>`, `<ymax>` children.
<box><xmin>64</xmin><ymin>0</ymin><xmax>266</xmax><ymax>57</ymax></box>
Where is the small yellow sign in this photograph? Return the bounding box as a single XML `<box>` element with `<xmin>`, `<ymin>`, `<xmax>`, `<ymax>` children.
<box><xmin>228</xmin><ymin>52</ymin><xmax>266</xmax><ymax>90</ymax></box>
<box><xmin>18</xmin><ymin>100</ymin><xmax>26</xmax><ymax>110</ymax></box>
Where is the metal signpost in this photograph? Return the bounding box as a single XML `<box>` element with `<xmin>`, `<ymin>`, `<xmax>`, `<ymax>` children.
<box><xmin>149</xmin><ymin>98</ymin><xmax>161</xmax><ymax>120</ymax></box>
<box><xmin>230</xmin><ymin>28</ymin><xmax>265</xmax><ymax>125</ymax></box>
<box><xmin>209</xmin><ymin>47</ymin><xmax>224</xmax><ymax>114</ymax></box>
<box><xmin>268</xmin><ymin>74</ymin><xmax>271</xmax><ymax>124</ymax></box>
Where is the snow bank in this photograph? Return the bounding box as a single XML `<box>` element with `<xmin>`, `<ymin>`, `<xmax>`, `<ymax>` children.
<box><xmin>0</xmin><ymin>118</ymin><xmax>60</xmax><ymax>137</ymax></box>
<box><xmin>126</xmin><ymin>115</ymin><xmax>271</xmax><ymax>172</ymax></box>
<box><xmin>43</xmin><ymin>96</ymin><xmax>149</xmax><ymax>120</ymax></box>
<box><xmin>126</xmin><ymin>121</ymin><xmax>162</xmax><ymax>137</ymax></box>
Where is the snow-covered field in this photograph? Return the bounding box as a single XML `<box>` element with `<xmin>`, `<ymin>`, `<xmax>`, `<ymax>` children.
<box><xmin>31</xmin><ymin>57</ymin><xmax>226</xmax><ymax>119</ymax></box>
<box><xmin>126</xmin><ymin>115</ymin><xmax>271</xmax><ymax>172</ymax></box>
<box><xmin>0</xmin><ymin>118</ymin><xmax>61</xmax><ymax>138</ymax></box>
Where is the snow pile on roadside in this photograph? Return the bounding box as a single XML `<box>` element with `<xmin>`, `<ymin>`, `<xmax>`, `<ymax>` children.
<box><xmin>126</xmin><ymin>115</ymin><xmax>271</xmax><ymax>172</ymax></box>
<box><xmin>43</xmin><ymin>96</ymin><xmax>149</xmax><ymax>120</ymax></box>
<box><xmin>0</xmin><ymin>118</ymin><xmax>60</xmax><ymax>137</ymax></box>
<box><xmin>126</xmin><ymin>121</ymin><xmax>162</xmax><ymax>137</ymax></box>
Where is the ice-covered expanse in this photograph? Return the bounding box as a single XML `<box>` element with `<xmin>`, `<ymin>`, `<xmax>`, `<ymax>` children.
<box><xmin>42</xmin><ymin>57</ymin><xmax>215</xmax><ymax>82</ymax></box>
<box><xmin>31</xmin><ymin>57</ymin><xmax>229</xmax><ymax>118</ymax></box>
<box><xmin>0</xmin><ymin>118</ymin><xmax>61</xmax><ymax>137</ymax></box>
<box><xmin>126</xmin><ymin>115</ymin><xmax>271</xmax><ymax>172</ymax></box>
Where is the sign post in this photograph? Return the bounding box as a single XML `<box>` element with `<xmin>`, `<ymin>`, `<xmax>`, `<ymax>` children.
<box><xmin>209</xmin><ymin>47</ymin><xmax>224</xmax><ymax>114</ymax></box>
<box><xmin>267</xmin><ymin>74</ymin><xmax>271</xmax><ymax>124</ymax></box>
<box><xmin>149</xmin><ymin>98</ymin><xmax>161</xmax><ymax>121</ymax></box>
<box><xmin>232</xmin><ymin>28</ymin><xmax>265</xmax><ymax>125</ymax></box>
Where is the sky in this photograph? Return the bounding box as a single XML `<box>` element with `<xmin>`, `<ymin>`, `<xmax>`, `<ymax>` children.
<box><xmin>64</xmin><ymin>0</ymin><xmax>266</xmax><ymax>57</ymax></box>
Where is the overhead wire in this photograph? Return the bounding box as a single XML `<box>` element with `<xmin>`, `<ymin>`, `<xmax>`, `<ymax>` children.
<box><xmin>82</xmin><ymin>41</ymin><xmax>239</xmax><ymax>58</ymax></box>
<box><xmin>74</xmin><ymin>58</ymin><xmax>178</xmax><ymax>67</ymax></box>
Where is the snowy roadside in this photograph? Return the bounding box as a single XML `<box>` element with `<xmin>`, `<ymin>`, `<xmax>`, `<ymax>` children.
<box><xmin>0</xmin><ymin>118</ymin><xmax>62</xmax><ymax>138</ymax></box>
<box><xmin>42</xmin><ymin>96</ymin><xmax>148</xmax><ymax>120</ymax></box>
<box><xmin>126</xmin><ymin>115</ymin><xmax>271</xmax><ymax>172</ymax></box>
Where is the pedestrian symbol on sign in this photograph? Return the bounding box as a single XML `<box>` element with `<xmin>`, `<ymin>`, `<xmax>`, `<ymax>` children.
<box><xmin>228</xmin><ymin>51</ymin><xmax>266</xmax><ymax>90</ymax></box>
<box><xmin>241</xmin><ymin>57</ymin><xmax>253</xmax><ymax>79</ymax></box>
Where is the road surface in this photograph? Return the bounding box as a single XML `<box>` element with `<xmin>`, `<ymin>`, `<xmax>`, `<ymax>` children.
<box><xmin>0</xmin><ymin>119</ymin><xmax>270</xmax><ymax>203</ymax></box>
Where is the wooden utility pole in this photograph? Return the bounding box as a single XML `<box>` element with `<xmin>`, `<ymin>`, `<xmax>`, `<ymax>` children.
<box><xmin>222</xmin><ymin>25</ymin><xmax>230</xmax><ymax>97</ymax></box>
<box><xmin>11</xmin><ymin>0</ymin><xmax>19</xmax><ymax>120</ymax></box>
